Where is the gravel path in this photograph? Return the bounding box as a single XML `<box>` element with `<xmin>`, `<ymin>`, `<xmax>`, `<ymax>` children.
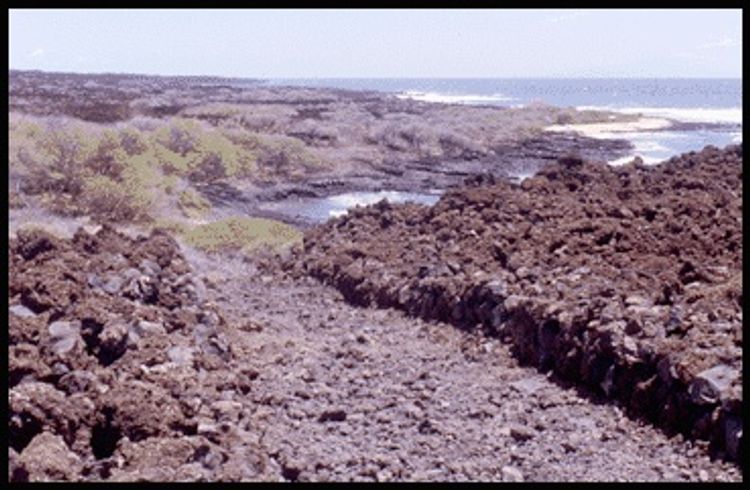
<box><xmin>196</xmin><ymin>253</ymin><xmax>741</xmax><ymax>482</ymax></box>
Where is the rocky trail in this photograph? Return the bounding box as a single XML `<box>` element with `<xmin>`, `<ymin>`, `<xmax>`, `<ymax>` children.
<box><xmin>195</xmin><ymin>253</ymin><xmax>741</xmax><ymax>482</ymax></box>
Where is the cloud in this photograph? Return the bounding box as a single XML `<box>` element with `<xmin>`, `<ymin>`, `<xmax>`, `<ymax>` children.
<box><xmin>676</xmin><ymin>35</ymin><xmax>740</xmax><ymax>62</ymax></box>
<box><xmin>675</xmin><ymin>50</ymin><xmax>708</xmax><ymax>61</ymax></box>
<box><xmin>543</xmin><ymin>10</ymin><xmax>588</xmax><ymax>24</ymax></box>
<box><xmin>30</xmin><ymin>48</ymin><xmax>44</xmax><ymax>57</ymax></box>
<box><xmin>697</xmin><ymin>36</ymin><xmax>741</xmax><ymax>50</ymax></box>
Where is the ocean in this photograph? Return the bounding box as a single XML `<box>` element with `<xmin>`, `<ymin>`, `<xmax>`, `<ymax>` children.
<box><xmin>265</xmin><ymin>78</ymin><xmax>742</xmax><ymax>164</ymax></box>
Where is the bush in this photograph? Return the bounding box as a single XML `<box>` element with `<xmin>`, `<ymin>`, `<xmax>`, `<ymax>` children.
<box><xmin>80</xmin><ymin>150</ymin><xmax>157</xmax><ymax>223</ymax></box>
<box><xmin>152</xmin><ymin>119</ymin><xmax>257</xmax><ymax>182</ymax></box>
<box><xmin>178</xmin><ymin>188</ymin><xmax>212</xmax><ymax>219</ymax></box>
<box><xmin>14</xmin><ymin>124</ymin><xmax>97</xmax><ymax>196</ymax></box>
<box><xmin>227</xmin><ymin>132</ymin><xmax>324</xmax><ymax>179</ymax></box>
<box><xmin>9</xmin><ymin>117</ymin><xmax>163</xmax><ymax>222</ymax></box>
<box><xmin>81</xmin><ymin>175</ymin><xmax>150</xmax><ymax>222</ymax></box>
<box><xmin>182</xmin><ymin>216</ymin><xmax>302</xmax><ymax>253</ymax></box>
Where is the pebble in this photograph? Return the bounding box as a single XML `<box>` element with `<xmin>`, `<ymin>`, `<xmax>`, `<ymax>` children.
<box><xmin>501</xmin><ymin>465</ymin><xmax>524</xmax><ymax>482</ymax></box>
<box><xmin>510</xmin><ymin>424</ymin><xmax>535</xmax><ymax>442</ymax></box>
<box><xmin>9</xmin><ymin>304</ymin><xmax>37</xmax><ymax>318</ymax></box>
<box><xmin>167</xmin><ymin>346</ymin><xmax>195</xmax><ymax>365</ymax></box>
<box><xmin>47</xmin><ymin>320</ymin><xmax>80</xmax><ymax>356</ymax></box>
<box><xmin>510</xmin><ymin>376</ymin><xmax>546</xmax><ymax>395</ymax></box>
<box><xmin>102</xmin><ymin>275</ymin><xmax>125</xmax><ymax>295</ymax></box>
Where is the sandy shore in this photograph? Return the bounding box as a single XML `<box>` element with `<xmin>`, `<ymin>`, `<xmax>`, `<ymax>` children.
<box><xmin>545</xmin><ymin>117</ymin><xmax>673</xmax><ymax>139</ymax></box>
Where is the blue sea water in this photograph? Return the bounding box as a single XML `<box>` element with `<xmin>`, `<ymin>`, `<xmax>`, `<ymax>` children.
<box><xmin>267</xmin><ymin>78</ymin><xmax>742</xmax><ymax>164</ymax></box>
<box><xmin>259</xmin><ymin>190</ymin><xmax>442</xmax><ymax>223</ymax></box>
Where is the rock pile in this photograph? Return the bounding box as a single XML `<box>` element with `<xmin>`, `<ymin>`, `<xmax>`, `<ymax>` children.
<box><xmin>9</xmin><ymin>225</ymin><xmax>265</xmax><ymax>481</ymax></box>
<box><xmin>297</xmin><ymin>145</ymin><xmax>743</xmax><ymax>462</ymax></box>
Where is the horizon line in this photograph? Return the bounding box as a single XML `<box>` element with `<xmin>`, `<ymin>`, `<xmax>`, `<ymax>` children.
<box><xmin>9</xmin><ymin>69</ymin><xmax>743</xmax><ymax>81</ymax></box>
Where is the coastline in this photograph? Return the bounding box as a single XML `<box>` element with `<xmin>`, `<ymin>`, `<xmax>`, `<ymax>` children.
<box><xmin>544</xmin><ymin>117</ymin><xmax>673</xmax><ymax>139</ymax></box>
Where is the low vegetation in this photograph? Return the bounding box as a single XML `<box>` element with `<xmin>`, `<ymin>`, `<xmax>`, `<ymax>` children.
<box><xmin>181</xmin><ymin>216</ymin><xmax>302</xmax><ymax>254</ymax></box>
<box><xmin>8</xmin><ymin>70</ymin><xmax>635</xmax><ymax>258</ymax></box>
<box><xmin>8</xmin><ymin>112</ymin><xmax>326</xmax><ymax>223</ymax></box>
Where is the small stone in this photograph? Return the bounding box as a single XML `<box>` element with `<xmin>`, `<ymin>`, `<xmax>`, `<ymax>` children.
<box><xmin>10</xmin><ymin>304</ymin><xmax>37</xmax><ymax>318</ymax></box>
<box><xmin>102</xmin><ymin>275</ymin><xmax>124</xmax><ymax>295</ymax></box>
<box><xmin>135</xmin><ymin>320</ymin><xmax>167</xmax><ymax>338</ymax></box>
<box><xmin>87</xmin><ymin>274</ymin><xmax>104</xmax><ymax>289</ymax></box>
<box><xmin>199</xmin><ymin>310</ymin><xmax>222</xmax><ymax>328</ymax></box>
<box><xmin>9</xmin><ymin>447</ymin><xmax>27</xmax><ymax>482</ymax></box>
<box><xmin>167</xmin><ymin>346</ymin><xmax>195</xmax><ymax>366</ymax></box>
<box><xmin>139</xmin><ymin>258</ymin><xmax>162</xmax><ymax>276</ymax></box>
<box><xmin>501</xmin><ymin>465</ymin><xmax>524</xmax><ymax>482</ymax></box>
<box><xmin>561</xmin><ymin>440</ymin><xmax>578</xmax><ymax>453</ymax></box>
<box><xmin>48</xmin><ymin>320</ymin><xmax>78</xmax><ymax>338</ymax></box>
<box><xmin>197</xmin><ymin>422</ymin><xmax>218</xmax><ymax>435</ymax></box>
<box><xmin>623</xmin><ymin>336</ymin><xmax>638</xmax><ymax>355</ymax></box>
<box><xmin>504</xmin><ymin>295</ymin><xmax>525</xmax><ymax>310</ymax></box>
<box><xmin>657</xmin><ymin>358</ymin><xmax>678</xmax><ymax>384</ymax></box>
<box><xmin>624</xmin><ymin>295</ymin><xmax>648</xmax><ymax>307</ymax></box>
<box><xmin>690</xmin><ymin>364</ymin><xmax>738</xmax><ymax>405</ymax></box>
<box><xmin>515</xmin><ymin>266</ymin><xmax>532</xmax><ymax>280</ymax></box>
<box><xmin>99</xmin><ymin>321</ymin><xmax>129</xmax><ymax>362</ymax></box>
<box><xmin>723</xmin><ymin>415</ymin><xmax>742</xmax><ymax>460</ymax></box>
<box><xmin>618</xmin><ymin>207</ymin><xmax>635</xmax><ymax>220</ymax></box>
<box><xmin>47</xmin><ymin>320</ymin><xmax>81</xmax><ymax>356</ymax></box>
<box><xmin>211</xmin><ymin>400</ymin><xmax>243</xmax><ymax>422</ymax></box>
<box><xmin>51</xmin><ymin>362</ymin><xmax>70</xmax><ymax>376</ymax></box>
<box><xmin>318</xmin><ymin>409</ymin><xmax>347</xmax><ymax>423</ymax></box>
<box><xmin>17</xmin><ymin>432</ymin><xmax>81</xmax><ymax>481</ymax></box>
<box><xmin>510</xmin><ymin>377</ymin><xmax>546</xmax><ymax>395</ymax></box>
<box><xmin>486</xmin><ymin>279</ymin><xmax>507</xmax><ymax>297</ymax></box>
<box><xmin>58</xmin><ymin>370</ymin><xmax>98</xmax><ymax>394</ymax></box>
<box><xmin>509</xmin><ymin>424</ymin><xmax>535</xmax><ymax>442</ymax></box>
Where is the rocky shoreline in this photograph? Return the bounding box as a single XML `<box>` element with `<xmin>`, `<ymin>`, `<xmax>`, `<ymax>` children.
<box><xmin>10</xmin><ymin>69</ymin><xmax>636</xmax><ymax>230</ymax></box>
<box><xmin>294</xmin><ymin>144</ymin><xmax>743</xmax><ymax>462</ymax></box>
<box><xmin>196</xmin><ymin>131</ymin><xmax>632</xmax><ymax>229</ymax></box>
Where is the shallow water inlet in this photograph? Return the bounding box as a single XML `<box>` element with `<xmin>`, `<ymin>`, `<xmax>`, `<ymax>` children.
<box><xmin>259</xmin><ymin>190</ymin><xmax>443</xmax><ymax>223</ymax></box>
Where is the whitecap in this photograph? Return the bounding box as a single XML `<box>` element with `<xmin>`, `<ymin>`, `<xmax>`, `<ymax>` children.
<box><xmin>396</xmin><ymin>90</ymin><xmax>515</xmax><ymax>105</ymax></box>
<box><xmin>608</xmin><ymin>154</ymin><xmax>664</xmax><ymax>167</ymax></box>
<box><xmin>337</xmin><ymin>191</ymin><xmax>439</xmax><ymax>207</ymax></box>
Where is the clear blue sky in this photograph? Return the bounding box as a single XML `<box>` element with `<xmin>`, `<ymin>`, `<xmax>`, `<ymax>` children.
<box><xmin>9</xmin><ymin>9</ymin><xmax>743</xmax><ymax>78</ymax></box>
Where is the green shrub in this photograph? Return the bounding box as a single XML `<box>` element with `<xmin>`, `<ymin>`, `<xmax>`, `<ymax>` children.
<box><xmin>178</xmin><ymin>188</ymin><xmax>212</xmax><ymax>219</ymax></box>
<box><xmin>81</xmin><ymin>171</ymin><xmax>155</xmax><ymax>223</ymax></box>
<box><xmin>14</xmin><ymin>124</ymin><xmax>97</xmax><ymax>196</ymax></box>
<box><xmin>182</xmin><ymin>216</ymin><xmax>302</xmax><ymax>253</ymax></box>
<box><xmin>149</xmin><ymin>218</ymin><xmax>189</xmax><ymax>235</ymax></box>
<box><xmin>227</xmin><ymin>132</ymin><xmax>324</xmax><ymax>179</ymax></box>
<box><xmin>152</xmin><ymin>119</ymin><xmax>257</xmax><ymax>182</ymax></box>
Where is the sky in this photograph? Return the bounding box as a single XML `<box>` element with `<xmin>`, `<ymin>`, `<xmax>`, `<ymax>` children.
<box><xmin>8</xmin><ymin>9</ymin><xmax>743</xmax><ymax>78</ymax></box>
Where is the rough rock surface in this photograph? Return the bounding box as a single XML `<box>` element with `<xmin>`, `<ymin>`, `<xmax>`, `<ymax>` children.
<box><xmin>7</xmin><ymin>145</ymin><xmax>743</xmax><ymax>480</ymax></box>
<box><xmin>7</xmin><ymin>225</ymin><xmax>742</xmax><ymax>481</ymax></box>
<box><xmin>8</xmin><ymin>226</ymin><xmax>267</xmax><ymax>481</ymax></box>
<box><xmin>296</xmin><ymin>145</ymin><xmax>743</xmax><ymax>462</ymax></box>
<box><xmin>199</xmin><ymin>255</ymin><xmax>741</xmax><ymax>481</ymax></box>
